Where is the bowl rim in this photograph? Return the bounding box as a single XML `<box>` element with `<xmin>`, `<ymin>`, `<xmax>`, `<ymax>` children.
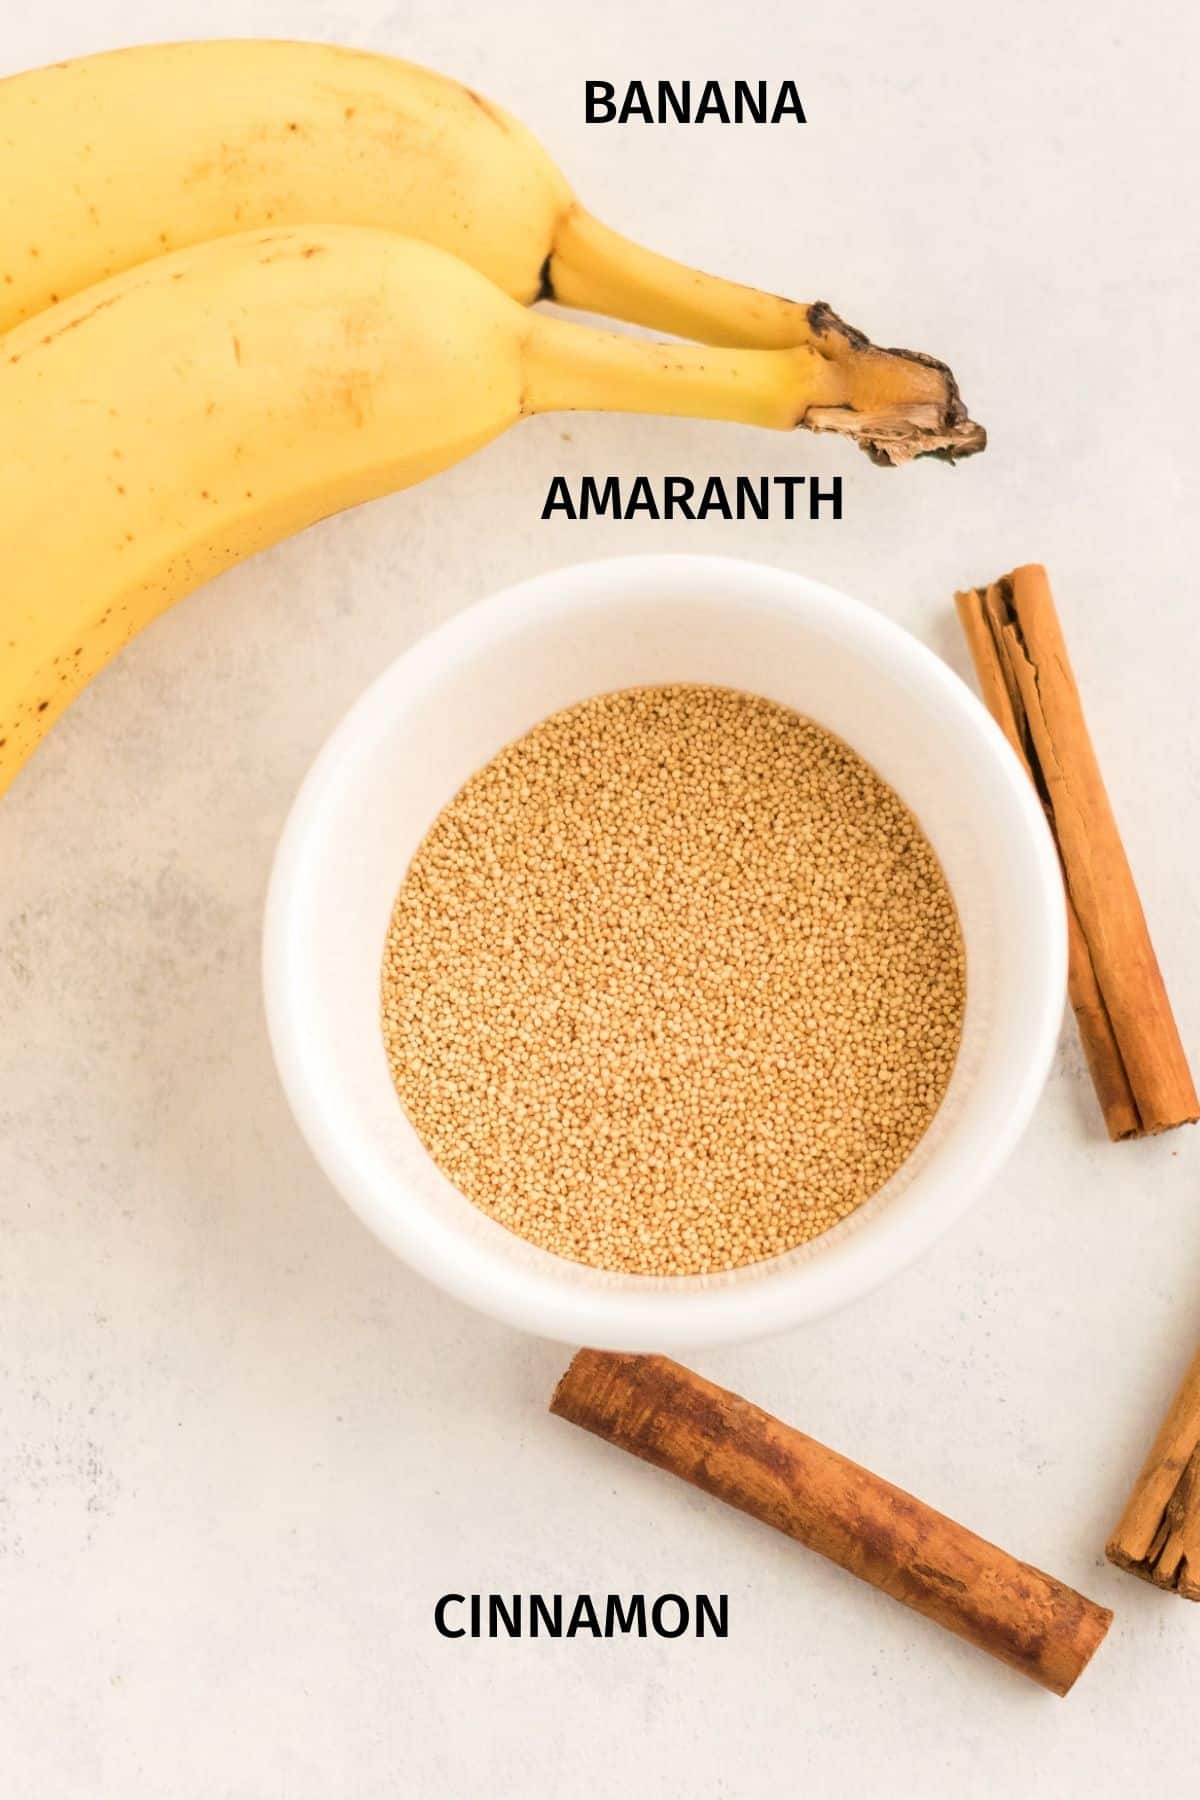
<box><xmin>262</xmin><ymin>553</ymin><xmax>1067</xmax><ymax>1347</ymax></box>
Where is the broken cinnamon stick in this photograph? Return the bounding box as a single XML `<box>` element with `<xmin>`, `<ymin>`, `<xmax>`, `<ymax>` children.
<box><xmin>551</xmin><ymin>1350</ymin><xmax>1112</xmax><ymax>1694</ymax></box>
<box><xmin>955</xmin><ymin>563</ymin><xmax>1198</xmax><ymax>1139</ymax></box>
<box><xmin>1107</xmin><ymin>1342</ymin><xmax>1200</xmax><ymax>1598</ymax></box>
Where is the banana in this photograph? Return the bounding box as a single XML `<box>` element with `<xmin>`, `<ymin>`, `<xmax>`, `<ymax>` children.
<box><xmin>0</xmin><ymin>224</ymin><xmax>971</xmax><ymax>796</ymax></box>
<box><xmin>0</xmin><ymin>40</ymin><xmax>981</xmax><ymax>454</ymax></box>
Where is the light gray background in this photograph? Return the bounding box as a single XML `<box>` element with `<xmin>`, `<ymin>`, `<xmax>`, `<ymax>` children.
<box><xmin>2</xmin><ymin>3</ymin><xmax>1198</xmax><ymax>1795</ymax></box>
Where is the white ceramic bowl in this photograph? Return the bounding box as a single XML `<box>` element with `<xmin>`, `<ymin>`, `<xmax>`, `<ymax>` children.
<box><xmin>263</xmin><ymin>555</ymin><xmax>1065</xmax><ymax>1349</ymax></box>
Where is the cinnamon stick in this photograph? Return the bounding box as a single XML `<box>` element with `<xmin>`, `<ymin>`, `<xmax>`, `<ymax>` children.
<box><xmin>1107</xmin><ymin>1343</ymin><xmax>1200</xmax><ymax>1598</ymax></box>
<box><xmin>955</xmin><ymin>563</ymin><xmax>1198</xmax><ymax>1139</ymax></box>
<box><xmin>551</xmin><ymin>1350</ymin><xmax>1112</xmax><ymax>1694</ymax></box>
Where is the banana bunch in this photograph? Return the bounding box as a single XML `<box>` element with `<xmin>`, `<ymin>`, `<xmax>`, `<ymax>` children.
<box><xmin>0</xmin><ymin>41</ymin><xmax>984</xmax><ymax>796</ymax></box>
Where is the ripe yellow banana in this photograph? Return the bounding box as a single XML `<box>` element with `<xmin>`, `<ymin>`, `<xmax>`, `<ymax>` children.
<box><xmin>0</xmin><ymin>40</ymin><xmax>981</xmax><ymax>459</ymax></box>
<box><xmin>0</xmin><ymin>223</ymin><xmax>969</xmax><ymax>796</ymax></box>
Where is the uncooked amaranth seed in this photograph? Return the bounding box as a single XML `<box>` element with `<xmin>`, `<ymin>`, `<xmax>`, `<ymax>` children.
<box><xmin>381</xmin><ymin>684</ymin><xmax>966</xmax><ymax>1276</ymax></box>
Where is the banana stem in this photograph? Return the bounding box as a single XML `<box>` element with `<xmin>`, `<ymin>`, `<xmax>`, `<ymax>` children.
<box><xmin>548</xmin><ymin>209</ymin><xmax>821</xmax><ymax>352</ymax></box>
<box><xmin>523</xmin><ymin>309</ymin><xmax>986</xmax><ymax>465</ymax></box>
<box><xmin>523</xmin><ymin>314</ymin><xmax>829</xmax><ymax>431</ymax></box>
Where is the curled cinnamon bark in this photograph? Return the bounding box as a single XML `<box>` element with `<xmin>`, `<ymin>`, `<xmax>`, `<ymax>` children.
<box><xmin>955</xmin><ymin>564</ymin><xmax>1198</xmax><ymax>1139</ymax></box>
<box><xmin>552</xmin><ymin>1350</ymin><xmax>1112</xmax><ymax>1693</ymax></box>
<box><xmin>1108</xmin><ymin>1343</ymin><xmax>1200</xmax><ymax>1598</ymax></box>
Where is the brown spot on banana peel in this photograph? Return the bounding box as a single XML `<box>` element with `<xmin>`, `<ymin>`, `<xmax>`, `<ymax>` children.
<box><xmin>465</xmin><ymin>88</ymin><xmax>512</xmax><ymax>132</ymax></box>
<box><xmin>257</xmin><ymin>242</ymin><xmax>328</xmax><ymax>264</ymax></box>
<box><xmin>537</xmin><ymin>199</ymin><xmax>585</xmax><ymax>305</ymax></box>
<box><xmin>6</xmin><ymin>287</ymin><xmax>129</xmax><ymax>362</ymax></box>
